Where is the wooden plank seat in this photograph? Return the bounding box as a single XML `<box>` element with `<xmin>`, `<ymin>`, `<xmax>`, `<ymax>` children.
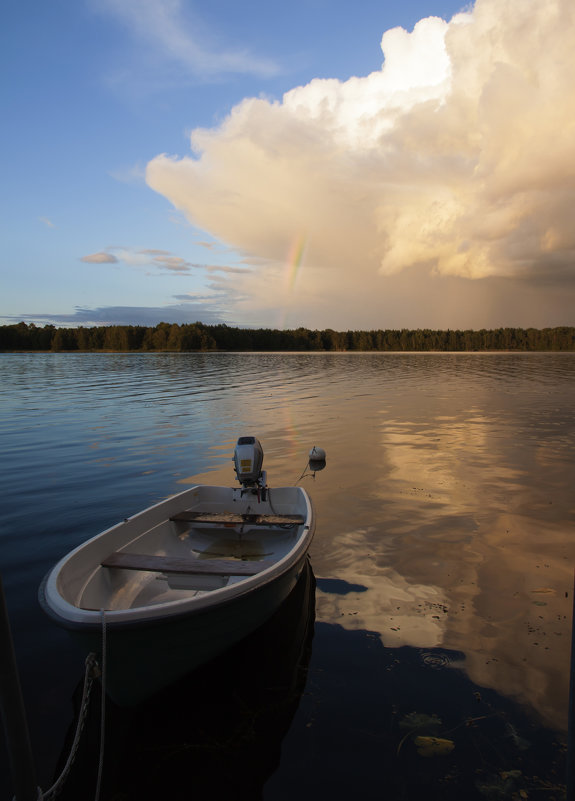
<box><xmin>169</xmin><ymin>511</ymin><xmax>305</xmax><ymax>525</ymax></box>
<box><xmin>101</xmin><ymin>552</ymin><xmax>273</xmax><ymax>576</ymax></box>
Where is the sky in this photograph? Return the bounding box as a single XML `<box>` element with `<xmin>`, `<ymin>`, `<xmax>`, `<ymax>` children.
<box><xmin>2</xmin><ymin>0</ymin><xmax>575</xmax><ymax>331</ymax></box>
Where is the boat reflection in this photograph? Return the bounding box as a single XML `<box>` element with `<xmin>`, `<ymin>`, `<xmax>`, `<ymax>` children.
<box><xmin>54</xmin><ymin>559</ymin><xmax>316</xmax><ymax>801</ymax></box>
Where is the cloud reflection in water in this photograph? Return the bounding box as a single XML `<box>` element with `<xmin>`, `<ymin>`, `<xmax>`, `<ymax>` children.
<box><xmin>308</xmin><ymin>358</ymin><xmax>574</xmax><ymax>732</ymax></box>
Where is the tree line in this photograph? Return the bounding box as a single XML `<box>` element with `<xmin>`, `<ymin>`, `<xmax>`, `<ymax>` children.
<box><xmin>1</xmin><ymin>321</ymin><xmax>574</xmax><ymax>352</ymax></box>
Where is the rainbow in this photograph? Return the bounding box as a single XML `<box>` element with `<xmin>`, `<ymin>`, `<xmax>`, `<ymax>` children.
<box><xmin>286</xmin><ymin>233</ymin><xmax>307</xmax><ymax>292</ymax></box>
<box><xmin>278</xmin><ymin>233</ymin><xmax>307</xmax><ymax>329</ymax></box>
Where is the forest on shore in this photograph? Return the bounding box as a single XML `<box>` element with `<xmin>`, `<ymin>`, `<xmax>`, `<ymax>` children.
<box><xmin>1</xmin><ymin>321</ymin><xmax>574</xmax><ymax>352</ymax></box>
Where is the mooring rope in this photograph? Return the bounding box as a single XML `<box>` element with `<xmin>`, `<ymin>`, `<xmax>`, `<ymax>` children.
<box><xmin>41</xmin><ymin>610</ymin><xmax>108</xmax><ymax>801</ymax></box>
<box><xmin>94</xmin><ymin>609</ymin><xmax>107</xmax><ymax>801</ymax></box>
<box><xmin>42</xmin><ymin>653</ymin><xmax>98</xmax><ymax>800</ymax></box>
<box><xmin>295</xmin><ymin>459</ymin><xmax>312</xmax><ymax>483</ymax></box>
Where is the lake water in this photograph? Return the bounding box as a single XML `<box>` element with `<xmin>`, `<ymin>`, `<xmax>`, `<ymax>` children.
<box><xmin>1</xmin><ymin>352</ymin><xmax>574</xmax><ymax>800</ymax></box>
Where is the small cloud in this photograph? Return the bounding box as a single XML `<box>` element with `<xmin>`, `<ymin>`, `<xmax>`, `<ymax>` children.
<box><xmin>81</xmin><ymin>252</ymin><xmax>119</xmax><ymax>264</ymax></box>
<box><xmin>3</xmin><ymin>303</ymin><xmax>228</xmax><ymax>327</ymax></box>
<box><xmin>79</xmin><ymin>246</ymin><xmax>201</xmax><ymax>274</ymax></box>
<box><xmin>108</xmin><ymin>162</ymin><xmax>147</xmax><ymax>184</ymax></box>
<box><xmin>205</xmin><ymin>264</ymin><xmax>253</xmax><ymax>275</ymax></box>
<box><xmin>94</xmin><ymin>0</ymin><xmax>279</xmax><ymax>79</ymax></box>
<box><xmin>172</xmin><ymin>292</ymin><xmax>223</xmax><ymax>303</ymax></box>
<box><xmin>151</xmin><ymin>255</ymin><xmax>194</xmax><ymax>273</ymax></box>
<box><xmin>39</xmin><ymin>217</ymin><xmax>55</xmax><ymax>228</ymax></box>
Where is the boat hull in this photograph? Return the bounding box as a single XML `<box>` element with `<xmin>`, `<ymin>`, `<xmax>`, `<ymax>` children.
<box><xmin>52</xmin><ymin>561</ymin><xmax>316</xmax><ymax>801</ymax></box>
<box><xmin>52</xmin><ymin>554</ymin><xmax>308</xmax><ymax>706</ymax></box>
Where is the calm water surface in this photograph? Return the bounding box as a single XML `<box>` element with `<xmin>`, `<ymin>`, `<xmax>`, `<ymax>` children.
<box><xmin>1</xmin><ymin>352</ymin><xmax>574</xmax><ymax>800</ymax></box>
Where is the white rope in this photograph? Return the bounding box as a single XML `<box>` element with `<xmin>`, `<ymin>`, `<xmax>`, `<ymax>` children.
<box><xmin>94</xmin><ymin>610</ymin><xmax>107</xmax><ymax>801</ymax></box>
<box><xmin>42</xmin><ymin>653</ymin><xmax>98</xmax><ymax>800</ymax></box>
<box><xmin>39</xmin><ymin>613</ymin><xmax>109</xmax><ymax>800</ymax></box>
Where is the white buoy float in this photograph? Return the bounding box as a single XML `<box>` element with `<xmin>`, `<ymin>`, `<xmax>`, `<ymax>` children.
<box><xmin>309</xmin><ymin>446</ymin><xmax>326</xmax><ymax>462</ymax></box>
<box><xmin>308</xmin><ymin>446</ymin><xmax>326</xmax><ymax>473</ymax></box>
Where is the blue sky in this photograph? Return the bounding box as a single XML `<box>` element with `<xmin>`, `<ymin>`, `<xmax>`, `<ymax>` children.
<box><xmin>3</xmin><ymin>0</ymin><xmax>575</xmax><ymax>331</ymax></box>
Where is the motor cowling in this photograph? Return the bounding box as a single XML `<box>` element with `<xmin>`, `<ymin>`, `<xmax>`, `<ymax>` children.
<box><xmin>233</xmin><ymin>436</ymin><xmax>264</xmax><ymax>486</ymax></box>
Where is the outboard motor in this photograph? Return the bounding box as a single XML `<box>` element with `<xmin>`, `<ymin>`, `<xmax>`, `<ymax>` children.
<box><xmin>233</xmin><ymin>436</ymin><xmax>266</xmax><ymax>489</ymax></box>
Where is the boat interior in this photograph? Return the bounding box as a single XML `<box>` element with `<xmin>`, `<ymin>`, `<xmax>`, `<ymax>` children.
<box><xmin>63</xmin><ymin>488</ymin><xmax>308</xmax><ymax>612</ymax></box>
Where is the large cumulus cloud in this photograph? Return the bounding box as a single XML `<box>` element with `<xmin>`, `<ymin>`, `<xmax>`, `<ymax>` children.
<box><xmin>146</xmin><ymin>0</ymin><xmax>575</xmax><ymax>327</ymax></box>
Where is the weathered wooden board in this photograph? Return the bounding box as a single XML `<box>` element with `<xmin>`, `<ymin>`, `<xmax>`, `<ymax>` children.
<box><xmin>169</xmin><ymin>511</ymin><xmax>305</xmax><ymax>525</ymax></box>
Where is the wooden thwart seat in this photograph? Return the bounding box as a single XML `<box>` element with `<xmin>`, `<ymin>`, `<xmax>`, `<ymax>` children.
<box><xmin>169</xmin><ymin>511</ymin><xmax>305</xmax><ymax>525</ymax></box>
<box><xmin>101</xmin><ymin>552</ymin><xmax>272</xmax><ymax>576</ymax></box>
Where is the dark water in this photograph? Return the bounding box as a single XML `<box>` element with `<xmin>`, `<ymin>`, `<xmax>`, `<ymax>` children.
<box><xmin>1</xmin><ymin>352</ymin><xmax>574</xmax><ymax>800</ymax></box>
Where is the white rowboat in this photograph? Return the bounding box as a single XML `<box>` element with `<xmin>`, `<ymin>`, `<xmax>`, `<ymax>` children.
<box><xmin>39</xmin><ymin>437</ymin><xmax>315</xmax><ymax>705</ymax></box>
